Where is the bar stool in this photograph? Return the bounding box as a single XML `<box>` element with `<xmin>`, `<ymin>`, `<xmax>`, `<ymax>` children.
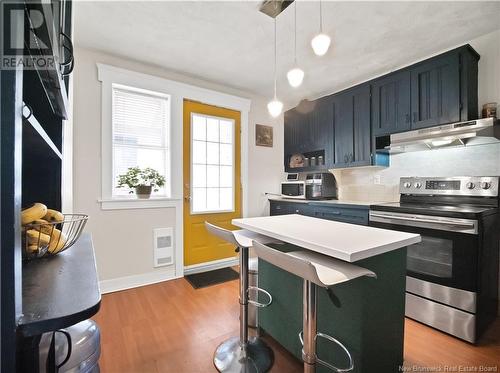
<box><xmin>252</xmin><ymin>242</ymin><xmax>376</xmax><ymax>373</ymax></box>
<box><xmin>205</xmin><ymin>222</ymin><xmax>277</xmax><ymax>373</ymax></box>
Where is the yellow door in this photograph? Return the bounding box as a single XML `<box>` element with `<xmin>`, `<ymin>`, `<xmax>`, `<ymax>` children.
<box><xmin>183</xmin><ymin>100</ymin><xmax>242</xmax><ymax>266</ymax></box>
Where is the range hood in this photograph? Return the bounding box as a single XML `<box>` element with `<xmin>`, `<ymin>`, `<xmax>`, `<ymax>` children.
<box><xmin>388</xmin><ymin>117</ymin><xmax>500</xmax><ymax>153</ymax></box>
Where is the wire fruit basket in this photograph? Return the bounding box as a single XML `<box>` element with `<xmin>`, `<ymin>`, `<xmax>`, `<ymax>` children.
<box><xmin>23</xmin><ymin>214</ymin><xmax>88</xmax><ymax>259</ymax></box>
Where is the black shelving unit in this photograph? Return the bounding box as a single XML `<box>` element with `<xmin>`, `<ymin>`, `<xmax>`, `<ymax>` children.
<box><xmin>0</xmin><ymin>1</ymin><xmax>99</xmax><ymax>372</ymax></box>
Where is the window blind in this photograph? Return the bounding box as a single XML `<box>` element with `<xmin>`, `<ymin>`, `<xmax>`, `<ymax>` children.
<box><xmin>111</xmin><ymin>84</ymin><xmax>170</xmax><ymax>197</ymax></box>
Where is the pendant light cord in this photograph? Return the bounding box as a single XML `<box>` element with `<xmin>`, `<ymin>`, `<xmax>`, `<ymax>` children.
<box><xmin>294</xmin><ymin>2</ymin><xmax>297</xmax><ymax>64</ymax></box>
<box><xmin>273</xmin><ymin>18</ymin><xmax>277</xmax><ymax>99</ymax></box>
<box><xmin>319</xmin><ymin>0</ymin><xmax>323</xmax><ymax>32</ymax></box>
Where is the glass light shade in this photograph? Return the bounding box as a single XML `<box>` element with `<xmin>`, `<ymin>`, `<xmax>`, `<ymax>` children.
<box><xmin>267</xmin><ymin>99</ymin><xmax>284</xmax><ymax>118</ymax></box>
<box><xmin>311</xmin><ymin>33</ymin><xmax>331</xmax><ymax>56</ymax></box>
<box><xmin>287</xmin><ymin>67</ymin><xmax>305</xmax><ymax>88</ymax></box>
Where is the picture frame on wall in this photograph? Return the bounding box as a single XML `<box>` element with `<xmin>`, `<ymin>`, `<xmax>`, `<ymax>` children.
<box><xmin>255</xmin><ymin>124</ymin><xmax>273</xmax><ymax>147</ymax></box>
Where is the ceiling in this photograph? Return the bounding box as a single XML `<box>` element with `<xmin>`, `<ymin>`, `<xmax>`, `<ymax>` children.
<box><xmin>74</xmin><ymin>1</ymin><xmax>500</xmax><ymax>107</ymax></box>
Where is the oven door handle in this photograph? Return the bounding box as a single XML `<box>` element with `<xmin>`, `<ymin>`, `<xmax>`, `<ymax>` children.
<box><xmin>369</xmin><ymin>213</ymin><xmax>477</xmax><ymax>230</ymax></box>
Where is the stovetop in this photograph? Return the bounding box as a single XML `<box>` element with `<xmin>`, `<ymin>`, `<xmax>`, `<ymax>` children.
<box><xmin>370</xmin><ymin>176</ymin><xmax>500</xmax><ymax>219</ymax></box>
<box><xmin>370</xmin><ymin>201</ymin><xmax>498</xmax><ymax>219</ymax></box>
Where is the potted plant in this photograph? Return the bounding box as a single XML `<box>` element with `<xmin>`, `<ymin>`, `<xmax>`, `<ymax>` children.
<box><xmin>117</xmin><ymin>167</ymin><xmax>166</xmax><ymax>199</ymax></box>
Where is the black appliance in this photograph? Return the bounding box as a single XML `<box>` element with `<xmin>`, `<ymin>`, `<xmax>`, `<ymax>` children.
<box><xmin>305</xmin><ymin>173</ymin><xmax>337</xmax><ymax>200</ymax></box>
<box><xmin>369</xmin><ymin>176</ymin><xmax>499</xmax><ymax>343</ymax></box>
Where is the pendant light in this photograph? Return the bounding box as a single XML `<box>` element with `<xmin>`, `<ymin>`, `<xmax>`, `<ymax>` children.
<box><xmin>287</xmin><ymin>2</ymin><xmax>304</xmax><ymax>88</ymax></box>
<box><xmin>311</xmin><ymin>0</ymin><xmax>331</xmax><ymax>56</ymax></box>
<box><xmin>268</xmin><ymin>18</ymin><xmax>283</xmax><ymax>118</ymax></box>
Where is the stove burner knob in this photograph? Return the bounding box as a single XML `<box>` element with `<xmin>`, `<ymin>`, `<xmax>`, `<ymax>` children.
<box><xmin>403</xmin><ymin>182</ymin><xmax>412</xmax><ymax>188</ymax></box>
<box><xmin>414</xmin><ymin>182</ymin><xmax>422</xmax><ymax>189</ymax></box>
<box><xmin>481</xmin><ymin>182</ymin><xmax>491</xmax><ymax>190</ymax></box>
<box><xmin>466</xmin><ymin>182</ymin><xmax>475</xmax><ymax>190</ymax></box>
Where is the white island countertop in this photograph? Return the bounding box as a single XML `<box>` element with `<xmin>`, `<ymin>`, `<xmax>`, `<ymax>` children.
<box><xmin>232</xmin><ymin>214</ymin><xmax>421</xmax><ymax>262</ymax></box>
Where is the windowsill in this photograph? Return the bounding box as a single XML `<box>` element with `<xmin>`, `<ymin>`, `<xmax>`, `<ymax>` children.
<box><xmin>98</xmin><ymin>197</ymin><xmax>182</xmax><ymax>210</ymax></box>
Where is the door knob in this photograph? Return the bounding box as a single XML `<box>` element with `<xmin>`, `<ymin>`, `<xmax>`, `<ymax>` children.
<box><xmin>184</xmin><ymin>196</ymin><xmax>191</xmax><ymax>202</ymax></box>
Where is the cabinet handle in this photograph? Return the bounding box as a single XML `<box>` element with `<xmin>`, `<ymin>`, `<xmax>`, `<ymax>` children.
<box><xmin>405</xmin><ymin>114</ymin><xmax>410</xmax><ymax>123</ymax></box>
<box><xmin>413</xmin><ymin>112</ymin><xmax>417</xmax><ymax>123</ymax></box>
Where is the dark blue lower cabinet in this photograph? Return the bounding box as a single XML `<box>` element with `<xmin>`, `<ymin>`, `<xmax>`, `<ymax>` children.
<box><xmin>270</xmin><ymin>200</ymin><xmax>369</xmax><ymax>226</ymax></box>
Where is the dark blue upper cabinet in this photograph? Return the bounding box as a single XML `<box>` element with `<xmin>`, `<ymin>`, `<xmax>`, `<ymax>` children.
<box><xmin>284</xmin><ymin>98</ymin><xmax>333</xmax><ymax>172</ymax></box>
<box><xmin>410</xmin><ymin>51</ymin><xmax>461</xmax><ymax>129</ymax></box>
<box><xmin>372</xmin><ymin>71</ymin><xmax>411</xmax><ymax>136</ymax></box>
<box><xmin>283</xmin><ymin>45</ymin><xmax>479</xmax><ymax>171</ymax></box>
<box><xmin>332</xmin><ymin>85</ymin><xmax>371</xmax><ymax>168</ymax></box>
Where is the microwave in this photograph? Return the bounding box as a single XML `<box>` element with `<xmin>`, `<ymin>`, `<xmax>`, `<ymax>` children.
<box><xmin>281</xmin><ymin>174</ymin><xmax>306</xmax><ymax>199</ymax></box>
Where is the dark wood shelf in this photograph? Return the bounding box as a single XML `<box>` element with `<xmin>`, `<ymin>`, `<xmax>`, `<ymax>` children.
<box><xmin>18</xmin><ymin>234</ymin><xmax>101</xmax><ymax>337</ymax></box>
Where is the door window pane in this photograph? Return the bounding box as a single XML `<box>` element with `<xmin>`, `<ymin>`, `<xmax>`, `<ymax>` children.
<box><xmin>192</xmin><ymin>141</ymin><xmax>206</xmax><ymax>164</ymax></box>
<box><xmin>220</xmin><ymin>166</ymin><xmax>232</xmax><ymax>188</ymax></box>
<box><xmin>192</xmin><ymin>165</ymin><xmax>206</xmax><ymax>188</ymax></box>
<box><xmin>192</xmin><ymin>115</ymin><xmax>206</xmax><ymax>141</ymax></box>
<box><xmin>220</xmin><ymin>144</ymin><xmax>233</xmax><ymax>165</ymax></box>
<box><xmin>206</xmin><ymin>142</ymin><xmax>219</xmax><ymax>165</ymax></box>
<box><xmin>206</xmin><ymin>165</ymin><xmax>219</xmax><ymax>187</ymax></box>
<box><xmin>190</xmin><ymin>113</ymin><xmax>235</xmax><ymax>213</ymax></box>
<box><xmin>206</xmin><ymin>118</ymin><xmax>219</xmax><ymax>142</ymax></box>
<box><xmin>219</xmin><ymin>120</ymin><xmax>233</xmax><ymax>144</ymax></box>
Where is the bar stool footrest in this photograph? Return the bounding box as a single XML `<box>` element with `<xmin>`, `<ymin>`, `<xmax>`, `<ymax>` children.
<box><xmin>298</xmin><ymin>331</ymin><xmax>354</xmax><ymax>372</ymax></box>
<box><xmin>247</xmin><ymin>286</ymin><xmax>273</xmax><ymax>308</ymax></box>
<box><xmin>315</xmin><ymin>332</ymin><xmax>354</xmax><ymax>372</ymax></box>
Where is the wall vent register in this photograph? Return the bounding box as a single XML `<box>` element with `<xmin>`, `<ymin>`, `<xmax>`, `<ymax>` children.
<box><xmin>153</xmin><ymin>228</ymin><xmax>174</xmax><ymax>267</ymax></box>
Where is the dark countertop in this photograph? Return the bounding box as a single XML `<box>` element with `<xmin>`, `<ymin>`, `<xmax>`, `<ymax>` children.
<box><xmin>18</xmin><ymin>233</ymin><xmax>101</xmax><ymax>337</ymax></box>
<box><xmin>268</xmin><ymin>196</ymin><xmax>392</xmax><ymax>210</ymax></box>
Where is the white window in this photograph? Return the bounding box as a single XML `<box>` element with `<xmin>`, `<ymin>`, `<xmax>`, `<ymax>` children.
<box><xmin>191</xmin><ymin>113</ymin><xmax>235</xmax><ymax>213</ymax></box>
<box><xmin>111</xmin><ymin>84</ymin><xmax>171</xmax><ymax>197</ymax></box>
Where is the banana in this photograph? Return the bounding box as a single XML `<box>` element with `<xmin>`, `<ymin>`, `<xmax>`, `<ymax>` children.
<box><xmin>26</xmin><ymin>244</ymin><xmax>39</xmax><ymax>254</ymax></box>
<box><xmin>43</xmin><ymin>209</ymin><xmax>64</xmax><ymax>223</ymax></box>
<box><xmin>30</xmin><ymin>219</ymin><xmax>55</xmax><ymax>235</ymax></box>
<box><xmin>48</xmin><ymin>229</ymin><xmax>67</xmax><ymax>254</ymax></box>
<box><xmin>26</xmin><ymin>229</ymin><xmax>50</xmax><ymax>246</ymax></box>
<box><xmin>21</xmin><ymin>203</ymin><xmax>48</xmax><ymax>225</ymax></box>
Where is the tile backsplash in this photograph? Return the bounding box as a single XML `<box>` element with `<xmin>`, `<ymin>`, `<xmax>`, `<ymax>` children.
<box><xmin>332</xmin><ymin>143</ymin><xmax>500</xmax><ymax>202</ymax></box>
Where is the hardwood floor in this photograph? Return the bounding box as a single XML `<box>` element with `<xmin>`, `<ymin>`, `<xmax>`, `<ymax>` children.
<box><xmin>93</xmin><ymin>278</ymin><xmax>500</xmax><ymax>373</ymax></box>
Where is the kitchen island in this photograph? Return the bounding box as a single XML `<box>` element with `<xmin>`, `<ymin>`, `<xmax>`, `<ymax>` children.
<box><xmin>232</xmin><ymin>214</ymin><xmax>420</xmax><ymax>373</ymax></box>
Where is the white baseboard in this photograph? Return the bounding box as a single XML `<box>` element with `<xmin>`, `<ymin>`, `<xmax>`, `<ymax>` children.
<box><xmin>184</xmin><ymin>256</ymin><xmax>238</xmax><ymax>275</ymax></box>
<box><xmin>99</xmin><ymin>268</ymin><xmax>181</xmax><ymax>294</ymax></box>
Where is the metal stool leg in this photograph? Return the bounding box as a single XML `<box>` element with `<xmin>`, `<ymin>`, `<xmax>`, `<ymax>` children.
<box><xmin>213</xmin><ymin>246</ymin><xmax>274</xmax><ymax>372</ymax></box>
<box><xmin>302</xmin><ymin>280</ymin><xmax>317</xmax><ymax>373</ymax></box>
<box><xmin>299</xmin><ymin>280</ymin><xmax>354</xmax><ymax>373</ymax></box>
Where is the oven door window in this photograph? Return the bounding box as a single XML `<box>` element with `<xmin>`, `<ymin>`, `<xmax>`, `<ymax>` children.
<box><xmin>370</xmin><ymin>221</ymin><xmax>478</xmax><ymax>292</ymax></box>
<box><xmin>407</xmin><ymin>236</ymin><xmax>452</xmax><ymax>278</ymax></box>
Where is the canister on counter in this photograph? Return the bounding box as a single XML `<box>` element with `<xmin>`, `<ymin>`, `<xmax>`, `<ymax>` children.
<box><xmin>482</xmin><ymin>103</ymin><xmax>497</xmax><ymax>119</ymax></box>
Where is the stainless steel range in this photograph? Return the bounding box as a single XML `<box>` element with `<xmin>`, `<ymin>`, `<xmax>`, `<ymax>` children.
<box><xmin>369</xmin><ymin>176</ymin><xmax>499</xmax><ymax>343</ymax></box>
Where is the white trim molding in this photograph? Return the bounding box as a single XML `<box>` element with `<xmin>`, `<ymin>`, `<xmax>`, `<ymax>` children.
<box><xmin>184</xmin><ymin>256</ymin><xmax>238</xmax><ymax>276</ymax></box>
<box><xmin>99</xmin><ymin>269</ymin><xmax>182</xmax><ymax>294</ymax></box>
<box><xmin>97</xmin><ymin>63</ymin><xmax>251</xmax><ymax>281</ymax></box>
<box><xmin>99</xmin><ymin>198</ymin><xmax>182</xmax><ymax>210</ymax></box>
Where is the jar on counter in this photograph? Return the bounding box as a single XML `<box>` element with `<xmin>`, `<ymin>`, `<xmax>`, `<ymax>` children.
<box><xmin>310</xmin><ymin>156</ymin><xmax>316</xmax><ymax>166</ymax></box>
<box><xmin>482</xmin><ymin>103</ymin><xmax>497</xmax><ymax>119</ymax></box>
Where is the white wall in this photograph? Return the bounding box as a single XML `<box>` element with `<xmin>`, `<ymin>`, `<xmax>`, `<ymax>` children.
<box><xmin>72</xmin><ymin>47</ymin><xmax>283</xmax><ymax>291</ymax></box>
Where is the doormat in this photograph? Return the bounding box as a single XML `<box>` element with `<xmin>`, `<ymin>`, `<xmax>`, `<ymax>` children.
<box><xmin>186</xmin><ymin>267</ymin><xmax>239</xmax><ymax>289</ymax></box>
